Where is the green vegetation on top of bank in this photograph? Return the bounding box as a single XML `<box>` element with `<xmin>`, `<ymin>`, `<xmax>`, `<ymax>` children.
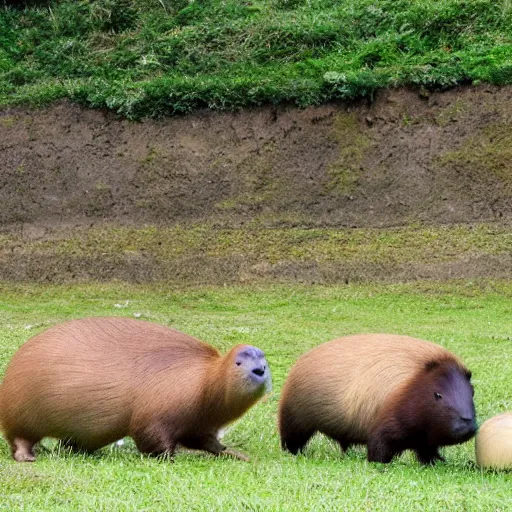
<box><xmin>1</xmin><ymin>0</ymin><xmax>512</xmax><ymax>118</ymax></box>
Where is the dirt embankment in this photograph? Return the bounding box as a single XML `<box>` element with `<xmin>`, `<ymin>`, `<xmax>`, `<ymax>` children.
<box><xmin>1</xmin><ymin>86</ymin><xmax>511</xmax><ymax>284</ymax></box>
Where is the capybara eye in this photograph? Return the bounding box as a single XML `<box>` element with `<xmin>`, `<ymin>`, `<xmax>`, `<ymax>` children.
<box><xmin>236</xmin><ymin>361</ymin><xmax>241</xmax><ymax>366</ymax></box>
<box><xmin>435</xmin><ymin>392</ymin><xmax>443</xmax><ymax>400</ymax></box>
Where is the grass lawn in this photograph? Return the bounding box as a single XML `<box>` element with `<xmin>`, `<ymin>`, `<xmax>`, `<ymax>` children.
<box><xmin>2</xmin><ymin>0</ymin><xmax>512</xmax><ymax>118</ymax></box>
<box><xmin>0</xmin><ymin>280</ymin><xmax>511</xmax><ymax>510</ymax></box>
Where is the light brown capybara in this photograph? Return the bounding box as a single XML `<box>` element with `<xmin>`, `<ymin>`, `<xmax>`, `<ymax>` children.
<box><xmin>279</xmin><ymin>333</ymin><xmax>476</xmax><ymax>464</ymax></box>
<box><xmin>0</xmin><ymin>317</ymin><xmax>271</xmax><ymax>462</ymax></box>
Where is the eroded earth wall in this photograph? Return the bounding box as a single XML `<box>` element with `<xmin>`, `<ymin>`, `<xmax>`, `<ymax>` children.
<box><xmin>1</xmin><ymin>86</ymin><xmax>511</xmax><ymax>283</ymax></box>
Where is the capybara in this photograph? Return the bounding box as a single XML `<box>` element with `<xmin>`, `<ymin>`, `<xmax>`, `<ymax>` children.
<box><xmin>476</xmin><ymin>413</ymin><xmax>512</xmax><ymax>470</ymax></box>
<box><xmin>0</xmin><ymin>317</ymin><xmax>271</xmax><ymax>462</ymax></box>
<box><xmin>279</xmin><ymin>333</ymin><xmax>476</xmax><ymax>464</ymax></box>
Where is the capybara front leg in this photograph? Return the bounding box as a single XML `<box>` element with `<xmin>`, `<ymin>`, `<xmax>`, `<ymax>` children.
<box><xmin>280</xmin><ymin>429</ymin><xmax>315</xmax><ymax>455</ymax></box>
<box><xmin>335</xmin><ymin>437</ymin><xmax>351</xmax><ymax>454</ymax></box>
<box><xmin>367</xmin><ymin>435</ymin><xmax>398</xmax><ymax>464</ymax></box>
<box><xmin>11</xmin><ymin>437</ymin><xmax>37</xmax><ymax>462</ymax></box>
<box><xmin>415</xmin><ymin>446</ymin><xmax>444</xmax><ymax>465</ymax></box>
<box><xmin>132</xmin><ymin>424</ymin><xmax>177</xmax><ymax>458</ymax></box>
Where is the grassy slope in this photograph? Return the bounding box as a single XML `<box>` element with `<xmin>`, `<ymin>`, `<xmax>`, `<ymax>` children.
<box><xmin>1</xmin><ymin>0</ymin><xmax>512</xmax><ymax>118</ymax></box>
<box><xmin>1</xmin><ymin>281</ymin><xmax>512</xmax><ymax>511</ymax></box>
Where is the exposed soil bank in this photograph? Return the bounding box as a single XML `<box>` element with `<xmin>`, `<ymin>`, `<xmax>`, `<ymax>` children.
<box><xmin>1</xmin><ymin>86</ymin><xmax>511</xmax><ymax>284</ymax></box>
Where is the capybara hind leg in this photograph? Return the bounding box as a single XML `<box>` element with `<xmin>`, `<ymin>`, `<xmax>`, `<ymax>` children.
<box><xmin>415</xmin><ymin>446</ymin><xmax>444</xmax><ymax>465</ymax></box>
<box><xmin>281</xmin><ymin>429</ymin><xmax>315</xmax><ymax>455</ymax></box>
<box><xmin>11</xmin><ymin>438</ymin><xmax>37</xmax><ymax>462</ymax></box>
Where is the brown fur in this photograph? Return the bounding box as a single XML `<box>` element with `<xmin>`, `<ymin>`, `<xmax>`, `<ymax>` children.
<box><xmin>0</xmin><ymin>317</ymin><xmax>269</xmax><ymax>462</ymax></box>
<box><xmin>279</xmin><ymin>333</ymin><xmax>476</xmax><ymax>464</ymax></box>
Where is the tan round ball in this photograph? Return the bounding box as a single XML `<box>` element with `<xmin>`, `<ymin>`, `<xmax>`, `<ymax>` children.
<box><xmin>476</xmin><ymin>413</ymin><xmax>512</xmax><ymax>470</ymax></box>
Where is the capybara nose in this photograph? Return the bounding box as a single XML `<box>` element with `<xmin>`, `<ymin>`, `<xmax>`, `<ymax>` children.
<box><xmin>252</xmin><ymin>366</ymin><xmax>266</xmax><ymax>377</ymax></box>
<box><xmin>461</xmin><ymin>416</ymin><xmax>477</xmax><ymax>430</ymax></box>
<box><xmin>459</xmin><ymin>416</ymin><xmax>477</xmax><ymax>437</ymax></box>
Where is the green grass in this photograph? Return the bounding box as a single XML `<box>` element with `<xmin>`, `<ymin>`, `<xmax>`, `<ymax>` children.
<box><xmin>1</xmin><ymin>0</ymin><xmax>512</xmax><ymax>118</ymax></box>
<box><xmin>1</xmin><ymin>280</ymin><xmax>512</xmax><ymax>510</ymax></box>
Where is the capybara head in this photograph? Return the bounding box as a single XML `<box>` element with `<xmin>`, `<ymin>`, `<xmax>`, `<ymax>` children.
<box><xmin>231</xmin><ymin>345</ymin><xmax>271</xmax><ymax>395</ymax></box>
<box><xmin>420</xmin><ymin>360</ymin><xmax>476</xmax><ymax>444</ymax></box>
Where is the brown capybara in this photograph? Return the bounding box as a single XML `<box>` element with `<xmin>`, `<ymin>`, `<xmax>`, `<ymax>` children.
<box><xmin>279</xmin><ymin>333</ymin><xmax>476</xmax><ymax>464</ymax></box>
<box><xmin>0</xmin><ymin>317</ymin><xmax>271</xmax><ymax>462</ymax></box>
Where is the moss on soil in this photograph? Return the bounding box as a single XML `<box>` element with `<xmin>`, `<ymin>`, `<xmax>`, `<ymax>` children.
<box><xmin>434</xmin><ymin>99</ymin><xmax>468</xmax><ymax>127</ymax></box>
<box><xmin>4</xmin><ymin>222</ymin><xmax>510</xmax><ymax>266</ymax></box>
<box><xmin>325</xmin><ymin>113</ymin><xmax>370</xmax><ymax>195</ymax></box>
<box><xmin>0</xmin><ymin>116</ymin><xmax>16</xmax><ymax>128</ymax></box>
<box><xmin>437</xmin><ymin>123</ymin><xmax>512</xmax><ymax>192</ymax></box>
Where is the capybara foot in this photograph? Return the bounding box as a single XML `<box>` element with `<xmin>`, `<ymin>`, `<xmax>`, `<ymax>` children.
<box><xmin>12</xmin><ymin>438</ymin><xmax>36</xmax><ymax>462</ymax></box>
<box><xmin>181</xmin><ymin>433</ymin><xmax>249</xmax><ymax>460</ymax></box>
<box><xmin>221</xmin><ymin>448</ymin><xmax>250</xmax><ymax>462</ymax></box>
<box><xmin>416</xmin><ymin>448</ymin><xmax>444</xmax><ymax>465</ymax></box>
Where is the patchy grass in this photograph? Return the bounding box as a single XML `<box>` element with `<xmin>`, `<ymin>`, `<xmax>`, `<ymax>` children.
<box><xmin>3</xmin><ymin>222</ymin><xmax>511</xmax><ymax>265</ymax></box>
<box><xmin>437</xmin><ymin>123</ymin><xmax>512</xmax><ymax>193</ymax></box>
<box><xmin>1</xmin><ymin>0</ymin><xmax>512</xmax><ymax>118</ymax></box>
<box><xmin>2</xmin><ymin>222</ymin><xmax>510</xmax><ymax>284</ymax></box>
<box><xmin>1</xmin><ymin>281</ymin><xmax>512</xmax><ymax>510</ymax></box>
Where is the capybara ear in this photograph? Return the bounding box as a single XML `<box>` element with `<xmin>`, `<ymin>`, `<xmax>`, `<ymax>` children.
<box><xmin>0</xmin><ymin>317</ymin><xmax>270</xmax><ymax>462</ymax></box>
<box><xmin>424</xmin><ymin>360</ymin><xmax>439</xmax><ymax>372</ymax></box>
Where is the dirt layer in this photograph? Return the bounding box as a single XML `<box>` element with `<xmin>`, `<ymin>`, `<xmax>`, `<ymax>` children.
<box><xmin>1</xmin><ymin>86</ymin><xmax>511</xmax><ymax>284</ymax></box>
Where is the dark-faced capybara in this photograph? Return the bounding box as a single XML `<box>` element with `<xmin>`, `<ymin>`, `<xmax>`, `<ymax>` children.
<box><xmin>278</xmin><ymin>333</ymin><xmax>476</xmax><ymax>464</ymax></box>
<box><xmin>0</xmin><ymin>317</ymin><xmax>271</xmax><ymax>462</ymax></box>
